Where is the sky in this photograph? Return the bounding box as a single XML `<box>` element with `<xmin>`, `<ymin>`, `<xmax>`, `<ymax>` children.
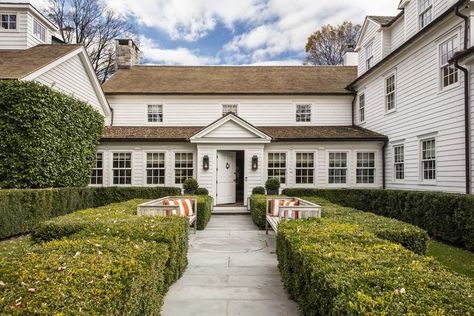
<box><xmin>32</xmin><ymin>0</ymin><xmax>400</xmax><ymax>65</ymax></box>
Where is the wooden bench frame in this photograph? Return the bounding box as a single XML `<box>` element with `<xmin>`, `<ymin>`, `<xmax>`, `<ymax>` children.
<box><xmin>265</xmin><ymin>197</ymin><xmax>321</xmax><ymax>234</ymax></box>
<box><xmin>137</xmin><ymin>196</ymin><xmax>198</xmax><ymax>233</ymax></box>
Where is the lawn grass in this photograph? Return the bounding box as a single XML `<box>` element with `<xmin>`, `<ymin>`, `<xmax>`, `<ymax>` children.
<box><xmin>427</xmin><ymin>239</ymin><xmax>474</xmax><ymax>279</ymax></box>
<box><xmin>0</xmin><ymin>235</ymin><xmax>31</xmax><ymax>258</ymax></box>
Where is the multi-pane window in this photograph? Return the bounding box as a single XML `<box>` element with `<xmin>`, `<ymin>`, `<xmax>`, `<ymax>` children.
<box><xmin>146</xmin><ymin>153</ymin><xmax>165</xmax><ymax>185</ymax></box>
<box><xmin>394</xmin><ymin>145</ymin><xmax>405</xmax><ymax>180</ymax></box>
<box><xmin>147</xmin><ymin>104</ymin><xmax>163</xmax><ymax>123</ymax></box>
<box><xmin>1</xmin><ymin>14</ymin><xmax>16</xmax><ymax>30</ymax></box>
<box><xmin>296</xmin><ymin>104</ymin><xmax>312</xmax><ymax>122</ymax></box>
<box><xmin>90</xmin><ymin>152</ymin><xmax>103</xmax><ymax>185</ymax></box>
<box><xmin>359</xmin><ymin>93</ymin><xmax>365</xmax><ymax>123</ymax></box>
<box><xmin>296</xmin><ymin>153</ymin><xmax>314</xmax><ymax>184</ymax></box>
<box><xmin>328</xmin><ymin>152</ymin><xmax>347</xmax><ymax>184</ymax></box>
<box><xmin>113</xmin><ymin>153</ymin><xmax>132</xmax><ymax>185</ymax></box>
<box><xmin>175</xmin><ymin>153</ymin><xmax>193</xmax><ymax>184</ymax></box>
<box><xmin>268</xmin><ymin>153</ymin><xmax>286</xmax><ymax>184</ymax></box>
<box><xmin>365</xmin><ymin>43</ymin><xmax>373</xmax><ymax>70</ymax></box>
<box><xmin>33</xmin><ymin>20</ymin><xmax>45</xmax><ymax>41</ymax></box>
<box><xmin>356</xmin><ymin>152</ymin><xmax>375</xmax><ymax>184</ymax></box>
<box><xmin>222</xmin><ymin>104</ymin><xmax>238</xmax><ymax>116</ymax></box>
<box><xmin>385</xmin><ymin>74</ymin><xmax>396</xmax><ymax>112</ymax></box>
<box><xmin>419</xmin><ymin>0</ymin><xmax>432</xmax><ymax>29</ymax></box>
<box><xmin>421</xmin><ymin>138</ymin><xmax>436</xmax><ymax>181</ymax></box>
<box><xmin>440</xmin><ymin>37</ymin><xmax>458</xmax><ymax>88</ymax></box>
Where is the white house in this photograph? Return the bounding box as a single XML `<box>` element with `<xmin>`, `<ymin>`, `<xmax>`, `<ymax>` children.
<box><xmin>350</xmin><ymin>0</ymin><xmax>474</xmax><ymax>194</ymax></box>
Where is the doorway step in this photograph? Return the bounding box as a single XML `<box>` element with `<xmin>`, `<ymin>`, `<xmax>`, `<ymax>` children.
<box><xmin>213</xmin><ymin>204</ymin><xmax>249</xmax><ymax>215</ymax></box>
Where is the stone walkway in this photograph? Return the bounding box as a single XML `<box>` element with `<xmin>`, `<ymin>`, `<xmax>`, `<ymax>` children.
<box><xmin>161</xmin><ymin>215</ymin><xmax>299</xmax><ymax>316</ymax></box>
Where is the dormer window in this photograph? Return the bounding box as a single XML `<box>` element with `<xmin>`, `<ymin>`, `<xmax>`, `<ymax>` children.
<box><xmin>365</xmin><ymin>43</ymin><xmax>373</xmax><ymax>70</ymax></box>
<box><xmin>419</xmin><ymin>0</ymin><xmax>432</xmax><ymax>29</ymax></box>
<box><xmin>33</xmin><ymin>19</ymin><xmax>46</xmax><ymax>41</ymax></box>
<box><xmin>1</xmin><ymin>14</ymin><xmax>17</xmax><ymax>30</ymax></box>
<box><xmin>222</xmin><ymin>104</ymin><xmax>238</xmax><ymax>116</ymax></box>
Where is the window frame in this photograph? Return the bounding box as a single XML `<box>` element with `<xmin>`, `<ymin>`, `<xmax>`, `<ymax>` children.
<box><xmin>0</xmin><ymin>13</ymin><xmax>18</xmax><ymax>31</ymax></box>
<box><xmin>356</xmin><ymin>152</ymin><xmax>376</xmax><ymax>185</ymax></box>
<box><xmin>365</xmin><ymin>42</ymin><xmax>374</xmax><ymax>71</ymax></box>
<box><xmin>328</xmin><ymin>151</ymin><xmax>349</xmax><ymax>185</ymax></box>
<box><xmin>33</xmin><ymin>19</ymin><xmax>46</xmax><ymax>42</ymax></box>
<box><xmin>222</xmin><ymin>103</ymin><xmax>239</xmax><ymax>116</ymax></box>
<box><xmin>146</xmin><ymin>104</ymin><xmax>163</xmax><ymax>124</ymax></box>
<box><xmin>418</xmin><ymin>0</ymin><xmax>433</xmax><ymax>30</ymax></box>
<box><xmin>267</xmin><ymin>151</ymin><xmax>287</xmax><ymax>185</ymax></box>
<box><xmin>420</xmin><ymin>137</ymin><xmax>437</xmax><ymax>183</ymax></box>
<box><xmin>359</xmin><ymin>92</ymin><xmax>366</xmax><ymax>123</ymax></box>
<box><xmin>393</xmin><ymin>144</ymin><xmax>405</xmax><ymax>181</ymax></box>
<box><xmin>111</xmin><ymin>152</ymin><xmax>133</xmax><ymax>186</ymax></box>
<box><xmin>145</xmin><ymin>151</ymin><xmax>166</xmax><ymax>186</ymax></box>
<box><xmin>90</xmin><ymin>151</ymin><xmax>104</xmax><ymax>186</ymax></box>
<box><xmin>385</xmin><ymin>72</ymin><xmax>397</xmax><ymax>113</ymax></box>
<box><xmin>295</xmin><ymin>103</ymin><xmax>312</xmax><ymax>123</ymax></box>
<box><xmin>439</xmin><ymin>35</ymin><xmax>459</xmax><ymax>91</ymax></box>
<box><xmin>174</xmin><ymin>152</ymin><xmax>194</xmax><ymax>185</ymax></box>
<box><xmin>295</xmin><ymin>151</ymin><xmax>316</xmax><ymax>186</ymax></box>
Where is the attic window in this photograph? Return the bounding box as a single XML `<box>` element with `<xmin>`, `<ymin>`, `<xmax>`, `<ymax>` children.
<box><xmin>1</xmin><ymin>14</ymin><xmax>16</xmax><ymax>30</ymax></box>
<box><xmin>147</xmin><ymin>104</ymin><xmax>163</xmax><ymax>123</ymax></box>
<box><xmin>419</xmin><ymin>0</ymin><xmax>432</xmax><ymax>29</ymax></box>
<box><xmin>222</xmin><ymin>104</ymin><xmax>238</xmax><ymax>116</ymax></box>
<box><xmin>33</xmin><ymin>20</ymin><xmax>46</xmax><ymax>42</ymax></box>
<box><xmin>365</xmin><ymin>43</ymin><xmax>373</xmax><ymax>70</ymax></box>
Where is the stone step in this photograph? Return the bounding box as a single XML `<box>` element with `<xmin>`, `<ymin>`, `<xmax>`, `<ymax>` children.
<box><xmin>212</xmin><ymin>206</ymin><xmax>249</xmax><ymax>215</ymax></box>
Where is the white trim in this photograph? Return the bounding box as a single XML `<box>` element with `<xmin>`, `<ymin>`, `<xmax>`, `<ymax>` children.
<box><xmin>172</xmin><ymin>150</ymin><xmax>196</xmax><ymax>186</ymax></box>
<box><xmin>0</xmin><ymin>12</ymin><xmax>20</xmax><ymax>32</ymax></box>
<box><xmin>293</xmin><ymin>150</ymin><xmax>317</xmax><ymax>188</ymax></box>
<box><xmin>384</xmin><ymin>70</ymin><xmax>397</xmax><ymax>114</ymax></box>
<box><xmin>265</xmin><ymin>150</ymin><xmax>290</xmax><ymax>187</ymax></box>
<box><xmin>418</xmin><ymin>135</ymin><xmax>437</xmax><ymax>185</ymax></box>
<box><xmin>109</xmin><ymin>151</ymin><xmax>133</xmax><ymax>187</ymax></box>
<box><xmin>145</xmin><ymin>103</ymin><xmax>164</xmax><ymax>125</ymax></box>
<box><xmin>143</xmin><ymin>151</ymin><xmax>167</xmax><ymax>186</ymax></box>
<box><xmin>294</xmin><ymin>103</ymin><xmax>313</xmax><ymax>123</ymax></box>
<box><xmin>32</xmin><ymin>18</ymin><xmax>46</xmax><ymax>42</ymax></box>
<box><xmin>354</xmin><ymin>150</ymin><xmax>378</xmax><ymax>187</ymax></box>
<box><xmin>326</xmin><ymin>150</ymin><xmax>350</xmax><ymax>187</ymax></box>
<box><xmin>89</xmin><ymin>150</ymin><xmax>105</xmax><ymax>187</ymax></box>
<box><xmin>392</xmin><ymin>144</ymin><xmax>406</xmax><ymax>183</ymax></box>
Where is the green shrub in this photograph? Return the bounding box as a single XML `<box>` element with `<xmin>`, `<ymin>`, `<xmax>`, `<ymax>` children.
<box><xmin>0</xmin><ymin>237</ymin><xmax>169</xmax><ymax>315</ymax></box>
<box><xmin>277</xmin><ymin>219</ymin><xmax>474</xmax><ymax>316</ymax></box>
<box><xmin>183</xmin><ymin>178</ymin><xmax>199</xmax><ymax>194</ymax></box>
<box><xmin>252</xmin><ymin>186</ymin><xmax>266</xmax><ymax>195</ymax></box>
<box><xmin>0</xmin><ymin>80</ymin><xmax>104</xmax><ymax>189</ymax></box>
<box><xmin>196</xmin><ymin>187</ymin><xmax>209</xmax><ymax>195</ymax></box>
<box><xmin>196</xmin><ymin>195</ymin><xmax>213</xmax><ymax>230</ymax></box>
<box><xmin>283</xmin><ymin>188</ymin><xmax>474</xmax><ymax>251</ymax></box>
<box><xmin>0</xmin><ymin>186</ymin><xmax>181</xmax><ymax>239</ymax></box>
<box><xmin>249</xmin><ymin>194</ymin><xmax>268</xmax><ymax>229</ymax></box>
<box><xmin>31</xmin><ymin>200</ymin><xmax>189</xmax><ymax>285</ymax></box>
<box><xmin>265</xmin><ymin>178</ymin><xmax>280</xmax><ymax>192</ymax></box>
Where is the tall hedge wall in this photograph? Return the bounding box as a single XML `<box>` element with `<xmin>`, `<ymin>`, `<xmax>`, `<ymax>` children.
<box><xmin>283</xmin><ymin>188</ymin><xmax>474</xmax><ymax>251</ymax></box>
<box><xmin>0</xmin><ymin>186</ymin><xmax>181</xmax><ymax>239</ymax></box>
<box><xmin>0</xmin><ymin>80</ymin><xmax>104</xmax><ymax>189</ymax></box>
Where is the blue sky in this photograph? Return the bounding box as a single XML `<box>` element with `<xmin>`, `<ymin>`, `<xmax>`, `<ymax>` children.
<box><xmin>35</xmin><ymin>0</ymin><xmax>400</xmax><ymax>65</ymax></box>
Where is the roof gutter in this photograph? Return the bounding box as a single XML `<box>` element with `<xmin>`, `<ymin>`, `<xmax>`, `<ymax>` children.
<box><xmin>452</xmin><ymin>3</ymin><xmax>471</xmax><ymax>194</ymax></box>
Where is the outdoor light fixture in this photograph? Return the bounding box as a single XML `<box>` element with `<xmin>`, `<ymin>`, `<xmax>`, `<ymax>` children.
<box><xmin>251</xmin><ymin>155</ymin><xmax>258</xmax><ymax>170</ymax></box>
<box><xmin>203</xmin><ymin>155</ymin><xmax>209</xmax><ymax>170</ymax></box>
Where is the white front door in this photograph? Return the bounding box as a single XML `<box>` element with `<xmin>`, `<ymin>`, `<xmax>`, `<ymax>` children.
<box><xmin>217</xmin><ymin>151</ymin><xmax>236</xmax><ymax>204</ymax></box>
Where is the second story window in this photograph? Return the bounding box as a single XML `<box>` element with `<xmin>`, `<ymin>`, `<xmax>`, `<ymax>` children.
<box><xmin>385</xmin><ymin>74</ymin><xmax>396</xmax><ymax>112</ymax></box>
<box><xmin>147</xmin><ymin>104</ymin><xmax>163</xmax><ymax>123</ymax></box>
<box><xmin>296</xmin><ymin>104</ymin><xmax>311</xmax><ymax>122</ymax></box>
<box><xmin>365</xmin><ymin>43</ymin><xmax>373</xmax><ymax>70</ymax></box>
<box><xmin>1</xmin><ymin>14</ymin><xmax>17</xmax><ymax>30</ymax></box>
<box><xmin>419</xmin><ymin>0</ymin><xmax>432</xmax><ymax>29</ymax></box>
<box><xmin>33</xmin><ymin>20</ymin><xmax>46</xmax><ymax>41</ymax></box>
<box><xmin>440</xmin><ymin>37</ymin><xmax>458</xmax><ymax>89</ymax></box>
<box><xmin>359</xmin><ymin>93</ymin><xmax>365</xmax><ymax>123</ymax></box>
<box><xmin>222</xmin><ymin>104</ymin><xmax>238</xmax><ymax>116</ymax></box>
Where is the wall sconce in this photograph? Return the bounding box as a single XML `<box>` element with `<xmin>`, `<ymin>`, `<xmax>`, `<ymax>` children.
<box><xmin>251</xmin><ymin>155</ymin><xmax>258</xmax><ymax>170</ymax></box>
<box><xmin>203</xmin><ymin>155</ymin><xmax>209</xmax><ymax>170</ymax></box>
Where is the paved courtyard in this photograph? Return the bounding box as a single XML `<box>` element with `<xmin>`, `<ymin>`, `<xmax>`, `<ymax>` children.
<box><xmin>161</xmin><ymin>215</ymin><xmax>299</xmax><ymax>316</ymax></box>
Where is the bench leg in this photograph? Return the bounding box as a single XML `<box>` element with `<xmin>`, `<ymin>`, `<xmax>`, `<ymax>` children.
<box><xmin>194</xmin><ymin>221</ymin><xmax>197</xmax><ymax>234</ymax></box>
<box><xmin>265</xmin><ymin>219</ymin><xmax>269</xmax><ymax>235</ymax></box>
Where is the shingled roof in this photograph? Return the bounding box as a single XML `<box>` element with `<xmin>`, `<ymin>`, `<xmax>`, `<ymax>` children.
<box><xmin>368</xmin><ymin>15</ymin><xmax>398</xmax><ymax>26</ymax></box>
<box><xmin>0</xmin><ymin>44</ymin><xmax>82</xmax><ymax>79</ymax></box>
<box><xmin>102</xmin><ymin>126</ymin><xmax>387</xmax><ymax>142</ymax></box>
<box><xmin>102</xmin><ymin>65</ymin><xmax>357</xmax><ymax>95</ymax></box>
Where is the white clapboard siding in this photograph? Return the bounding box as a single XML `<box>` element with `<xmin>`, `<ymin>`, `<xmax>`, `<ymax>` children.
<box><xmin>35</xmin><ymin>54</ymin><xmax>105</xmax><ymax>115</ymax></box>
<box><xmin>0</xmin><ymin>10</ymin><xmax>28</xmax><ymax>49</ymax></box>
<box><xmin>355</xmin><ymin>15</ymin><xmax>468</xmax><ymax>193</ymax></box>
<box><xmin>205</xmin><ymin>121</ymin><xmax>259</xmax><ymax>139</ymax></box>
<box><xmin>26</xmin><ymin>11</ymin><xmax>51</xmax><ymax>47</ymax></box>
<box><xmin>358</xmin><ymin>20</ymin><xmax>382</xmax><ymax>76</ymax></box>
<box><xmin>107</xmin><ymin>95</ymin><xmax>353</xmax><ymax>127</ymax></box>
<box><xmin>390</xmin><ymin>17</ymin><xmax>405</xmax><ymax>52</ymax></box>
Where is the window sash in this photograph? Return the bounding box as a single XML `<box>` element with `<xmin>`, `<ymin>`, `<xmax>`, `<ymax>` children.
<box><xmin>365</xmin><ymin>44</ymin><xmax>373</xmax><ymax>70</ymax></box>
<box><xmin>440</xmin><ymin>37</ymin><xmax>458</xmax><ymax>88</ymax></box>
<box><xmin>33</xmin><ymin>20</ymin><xmax>45</xmax><ymax>41</ymax></box>
<box><xmin>359</xmin><ymin>94</ymin><xmax>365</xmax><ymax>122</ymax></box>
<box><xmin>296</xmin><ymin>153</ymin><xmax>314</xmax><ymax>184</ymax></box>
<box><xmin>394</xmin><ymin>145</ymin><xmax>405</xmax><ymax>180</ymax></box>
<box><xmin>146</xmin><ymin>153</ymin><xmax>165</xmax><ymax>185</ymax></box>
<box><xmin>419</xmin><ymin>0</ymin><xmax>432</xmax><ymax>28</ymax></box>
<box><xmin>175</xmin><ymin>152</ymin><xmax>193</xmax><ymax>184</ymax></box>
<box><xmin>147</xmin><ymin>104</ymin><xmax>163</xmax><ymax>122</ymax></box>
<box><xmin>356</xmin><ymin>152</ymin><xmax>375</xmax><ymax>184</ymax></box>
<box><xmin>1</xmin><ymin>14</ymin><xmax>17</xmax><ymax>30</ymax></box>
<box><xmin>296</xmin><ymin>104</ymin><xmax>312</xmax><ymax>122</ymax></box>
<box><xmin>328</xmin><ymin>152</ymin><xmax>347</xmax><ymax>184</ymax></box>
<box><xmin>421</xmin><ymin>139</ymin><xmax>436</xmax><ymax>180</ymax></box>
<box><xmin>267</xmin><ymin>152</ymin><xmax>286</xmax><ymax>184</ymax></box>
<box><xmin>222</xmin><ymin>104</ymin><xmax>238</xmax><ymax>116</ymax></box>
<box><xmin>385</xmin><ymin>75</ymin><xmax>396</xmax><ymax>111</ymax></box>
<box><xmin>90</xmin><ymin>152</ymin><xmax>103</xmax><ymax>185</ymax></box>
<box><xmin>112</xmin><ymin>153</ymin><xmax>132</xmax><ymax>185</ymax></box>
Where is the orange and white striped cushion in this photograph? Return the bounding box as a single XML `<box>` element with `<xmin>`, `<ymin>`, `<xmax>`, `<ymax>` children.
<box><xmin>271</xmin><ymin>199</ymin><xmax>299</xmax><ymax>217</ymax></box>
<box><xmin>281</xmin><ymin>199</ymin><xmax>300</xmax><ymax>219</ymax></box>
<box><xmin>164</xmin><ymin>198</ymin><xmax>193</xmax><ymax>217</ymax></box>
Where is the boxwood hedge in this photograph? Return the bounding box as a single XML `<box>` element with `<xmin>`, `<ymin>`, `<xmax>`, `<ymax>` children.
<box><xmin>277</xmin><ymin>219</ymin><xmax>474</xmax><ymax>316</ymax></box>
<box><xmin>0</xmin><ymin>80</ymin><xmax>104</xmax><ymax>189</ymax></box>
<box><xmin>196</xmin><ymin>195</ymin><xmax>213</xmax><ymax>230</ymax></box>
<box><xmin>0</xmin><ymin>186</ymin><xmax>181</xmax><ymax>239</ymax></box>
<box><xmin>0</xmin><ymin>237</ymin><xmax>170</xmax><ymax>315</ymax></box>
<box><xmin>250</xmin><ymin>194</ymin><xmax>429</xmax><ymax>254</ymax></box>
<box><xmin>283</xmin><ymin>188</ymin><xmax>474</xmax><ymax>251</ymax></box>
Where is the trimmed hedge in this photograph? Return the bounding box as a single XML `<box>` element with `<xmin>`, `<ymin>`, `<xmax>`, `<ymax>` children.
<box><xmin>283</xmin><ymin>188</ymin><xmax>474</xmax><ymax>251</ymax></box>
<box><xmin>277</xmin><ymin>219</ymin><xmax>474</xmax><ymax>315</ymax></box>
<box><xmin>249</xmin><ymin>194</ymin><xmax>278</xmax><ymax>229</ymax></box>
<box><xmin>196</xmin><ymin>195</ymin><xmax>213</xmax><ymax>230</ymax></box>
<box><xmin>0</xmin><ymin>186</ymin><xmax>181</xmax><ymax>239</ymax></box>
<box><xmin>0</xmin><ymin>237</ymin><xmax>170</xmax><ymax>315</ymax></box>
<box><xmin>250</xmin><ymin>195</ymin><xmax>429</xmax><ymax>254</ymax></box>
<box><xmin>0</xmin><ymin>80</ymin><xmax>104</xmax><ymax>189</ymax></box>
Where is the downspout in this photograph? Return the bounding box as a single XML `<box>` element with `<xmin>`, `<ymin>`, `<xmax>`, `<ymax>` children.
<box><xmin>454</xmin><ymin>4</ymin><xmax>471</xmax><ymax>194</ymax></box>
<box><xmin>348</xmin><ymin>87</ymin><xmax>357</xmax><ymax>126</ymax></box>
<box><xmin>382</xmin><ymin>140</ymin><xmax>387</xmax><ymax>189</ymax></box>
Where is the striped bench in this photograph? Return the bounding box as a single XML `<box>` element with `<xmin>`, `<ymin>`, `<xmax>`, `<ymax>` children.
<box><xmin>265</xmin><ymin>197</ymin><xmax>321</xmax><ymax>234</ymax></box>
<box><xmin>137</xmin><ymin>196</ymin><xmax>198</xmax><ymax>233</ymax></box>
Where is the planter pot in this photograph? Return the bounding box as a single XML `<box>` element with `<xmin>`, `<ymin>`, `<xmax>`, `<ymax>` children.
<box><xmin>266</xmin><ymin>189</ymin><xmax>279</xmax><ymax>195</ymax></box>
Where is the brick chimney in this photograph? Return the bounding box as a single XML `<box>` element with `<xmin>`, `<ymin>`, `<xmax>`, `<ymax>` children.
<box><xmin>115</xmin><ymin>39</ymin><xmax>140</xmax><ymax>69</ymax></box>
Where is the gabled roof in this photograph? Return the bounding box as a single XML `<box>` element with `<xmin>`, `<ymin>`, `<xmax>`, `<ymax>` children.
<box><xmin>368</xmin><ymin>16</ymin><xmax>397</xmax><ymax>26</ymax></box>
<box><xmin>0</xmin><ymin>44</ymin><xmax>82</xmax><ymax>79</ymax></box>
<box><xmin>102</xmin><ymin>65</ymin><xmax>357</xmax><ymax>95</ymax></box>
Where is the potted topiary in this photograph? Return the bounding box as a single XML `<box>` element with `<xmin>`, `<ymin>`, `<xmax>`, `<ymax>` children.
<box><xmin>183</xmin><ymin>178</ymin><xmax>199</xmax><ymax>195</ymax></box>
<box><xmin>252</xmin><ymin>186</ymin><xmax>266</xmax><ymax>195</ymax></box>
<box><xmin>265</xmin><ymin>178</ymin><xmax>280</xmax><ymax>195</ymax></box>
<box><xmin>196</xmin><ymin>187</ymin><xmax>209</xmax><ymax>195</ymax></box>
